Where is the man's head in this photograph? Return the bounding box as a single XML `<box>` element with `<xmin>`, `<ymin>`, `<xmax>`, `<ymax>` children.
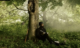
<box><xmin>39</xmin><ymin>22</ymin><xmax>44</xmax><ymax>27</ymax></box>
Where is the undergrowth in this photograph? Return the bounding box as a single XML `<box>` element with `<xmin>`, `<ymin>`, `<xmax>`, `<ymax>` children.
<box><xmin>0</xmin><ymin>24</ymin><xmax>80</xmax><ymax>48</ymax></box>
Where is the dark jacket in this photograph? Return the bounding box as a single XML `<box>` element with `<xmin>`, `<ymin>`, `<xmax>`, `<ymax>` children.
<box><xmin>35</xmin><ymin>27</ymin><xmax>47</xmax><ymax>39</ymax></box>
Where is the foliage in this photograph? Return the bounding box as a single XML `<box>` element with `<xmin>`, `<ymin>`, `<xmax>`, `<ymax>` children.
<box><xmin>5</xmin><ymin>0</ymin><xmax>26</xmax><ymax>5</ymax></box>
<box><xmin>0</xmin><ymin>2</ymin><xmax>23</xmax><ymax>23</ymax></box>
<box><xmin>39</xmin><ymin>0</ymin><xmax>63</xmax><ymax>11</ymax></box>
<box><xmin>0</xmin><ymin>24</ymin><xmax>80</xmax><ymax>48</ymax></box>
<box><xmin>0</xmin><ymin>0</ymin><xmax>63</xmax><ymax>11</ymax></box>
<box><xmin>67</xmin><ymin>0</ymin><xmax>80</xmax><ymax>6</ymax></box>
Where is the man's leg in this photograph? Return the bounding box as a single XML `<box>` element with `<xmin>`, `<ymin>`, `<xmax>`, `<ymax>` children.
<box><xmin>43</xmin><ymin>33</ymin><xmax>54</xmax><ymax>44</ymax></box>
<box><xmin>43</xmin><ymin>33</ymin><xmax>60</xmax><ymax>45</ymax></box>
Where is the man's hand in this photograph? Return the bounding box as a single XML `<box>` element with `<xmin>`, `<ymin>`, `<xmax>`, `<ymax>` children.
<box><xmin>43</xmin><ymin>32</ymin><xmax>45</xmax><ymax>34</ymax></box>
<box><xmin>40</xmin><ymin>30</ymin><xmax>47</xmax><ymax>34</ymax></box>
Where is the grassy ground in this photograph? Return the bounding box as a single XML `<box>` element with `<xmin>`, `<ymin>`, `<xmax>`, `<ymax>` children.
<box><xmin>0</xmin><ymin>24</ymin><xmax>80</xmax><ymax>48</ymax></box>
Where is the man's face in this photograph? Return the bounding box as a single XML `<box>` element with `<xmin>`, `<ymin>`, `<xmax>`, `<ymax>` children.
<box><xmin>41</xmin><ymin>24</ymin><xmax>44</xmax><ymax>26</ymax></box>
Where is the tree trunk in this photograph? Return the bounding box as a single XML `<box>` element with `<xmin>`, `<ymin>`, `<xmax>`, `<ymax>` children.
<box><xmin>43</xmin><ymin>10</ymin><xmax>47</xmax><ymax>28</ymax></box>
<box><xmin>27</xmin><ymin>0</ymin><xmax>39</xmax><ymax>40</ymax></box>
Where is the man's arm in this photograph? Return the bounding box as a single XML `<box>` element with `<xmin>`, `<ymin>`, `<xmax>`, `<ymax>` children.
<box><xmin>40</xmin><ymin>28</ymin><xmax>48</xmax><ymax>34</ymax></box>
<box><xmin>35</xmin><ymin>28</ymin><xmax>43</xmax><ymax>37</ymax></box>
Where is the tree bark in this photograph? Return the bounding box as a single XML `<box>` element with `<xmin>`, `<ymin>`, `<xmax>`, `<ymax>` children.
<box><xmin>27</xmin><ymin>0</ymin><xmax>39</xmax><ymax>40</ymax></box>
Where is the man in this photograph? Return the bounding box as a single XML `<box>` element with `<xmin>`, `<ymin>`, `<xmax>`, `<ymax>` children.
<box><xmin>25</xmin><ymin>22</ymin><xmax>65</xmax><ymax>45</ymax></box>
<box><xmin>35</xmin><ymin>22</ymin><xmax>61</xmax><ymax>45</ymax></box>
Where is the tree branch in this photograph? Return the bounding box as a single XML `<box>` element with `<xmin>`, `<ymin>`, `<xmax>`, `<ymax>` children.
<box><xmin>13</xmin><ymin>3</ymin><xmax>28</xmax><ymax>11</ymax></box>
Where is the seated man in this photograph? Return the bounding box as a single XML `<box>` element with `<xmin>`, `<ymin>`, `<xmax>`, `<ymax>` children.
<box><xmin>35</xmin><ymin>22</ymin><xmax>65</xmax><ymax>45</ymax></box>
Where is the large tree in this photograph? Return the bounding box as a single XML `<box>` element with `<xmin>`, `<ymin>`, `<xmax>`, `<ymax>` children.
<box><xmin>27</xmin><ymin>0</ymin><xmax>39</xmax><ymax>40</ymax></box>
<box><xmin>0</xmin><ymin>0</ymin><xmax>63</xmax><ymax>40</ymax></box>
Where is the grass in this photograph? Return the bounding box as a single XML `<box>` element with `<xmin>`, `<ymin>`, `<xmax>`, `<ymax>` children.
<box><xmin>0</xmin><ymin>24</ymin><xmax>80</xmax><ymax>48</ymax></box>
